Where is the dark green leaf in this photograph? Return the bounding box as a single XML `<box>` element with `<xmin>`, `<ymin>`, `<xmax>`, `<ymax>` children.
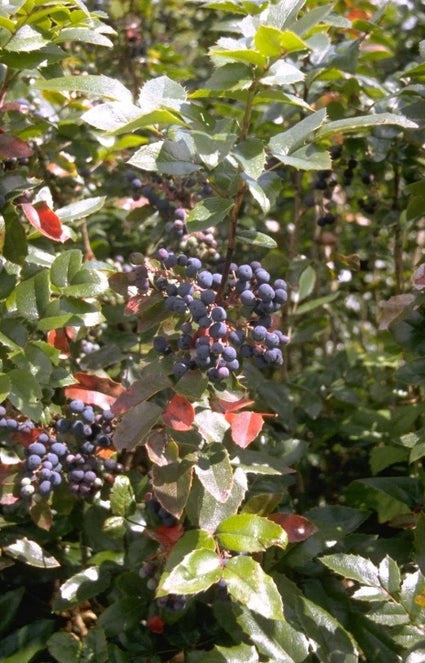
<box><xmin>187</xmin><ymin>197</ymin><xmax>233</xmax><ymax>231</ymax></box>
<box><xmin>47</xmin><ymin>632</ymin><xmax>83</xmax><ymax>663</ymax></box>
<box><xmin>110</xmin><ymin>475</ymin><xmax>136</xmax><ymax>518</ymax></box>
<box><xmin>157</xmin><ymin>548</ymin><xmax>222</xmax><ymax>596</ymax></box>
<box><xmin>37</xmin><ymin>74</ymin><xmax>132</xmax><ymax>102</ymax></box>
<box><xmin>113</xmin><ymin>401</ymin><xmax>163</xmax><ymax>451</ymax></box>
<box><xmin>194</xmin><ymin>443</ymin><xmax>234</xmax><ymax>503</ymax></box>
<box><xmin>224</xmin><ymin>556</ymin><xmax>284</xmax><ymax>620</ymax></box>
<box><xmin>53</xmin><ymin>566</ymin><xmax>111</xmax><ymax>611</ymax></box>
<box><xmin>216</xmin><ymin>513</ymin><xmax>287</xmax><ymax>552</ymax></box>
<box><xmin>4</xmin><ymin>538</ymin><xmax>60</xmax><ymax>568</ymax></box>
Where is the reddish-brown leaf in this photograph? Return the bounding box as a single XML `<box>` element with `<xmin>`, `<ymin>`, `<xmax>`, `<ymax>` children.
<box><xmin>224</xmin><ymin>410</ymin><xmax>264</xmax><ymax>448</ymax></box>
<box><xmin>46</xmin><ymin>329</ymin><xmax>71</xmax><ymax>356</ymax></box>
<box><xmin>215</xmin><ymin>395</ymin><xmax>255</xmax><ymax>414</ymax></box>
<box><xmin>0</xmin><ymin>132</ymin><xmax>33</xmax><ymax>159</ymax></box>
<box><xmin>65</xmin><ymin>373</ymin><xmax>126</xmax><ymax>409</ymax></box>
<box><xmin>268</xmin><ymin>513</ymin><xmax>318</xmax><ymax>543</ymax></box>
<box><xmin>162</xmin><ymin>394</ymin><xmax>194</xmax><ymax>431</ymax></box>
<box><xmin>21</xmin><ymin>201</ymin><xmax>71</xmax><ymax>242</ymax></box>
<box><xmin>148</xmin><ymin>523</ymin><xmax>185</xmax><ymax>548</ymax></box>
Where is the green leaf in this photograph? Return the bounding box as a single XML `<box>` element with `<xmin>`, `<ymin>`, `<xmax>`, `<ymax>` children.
<box><xmin>236</xmin><ymin>229</ymin><xmax>277</xmax><ymax>248</ymax></box>
<box><xmin>111</xmin><ymin>372</ymin><xmax>172</xmax><ymax>414</ymax></box>
<box><xmin>37</xmin><ymin>74</ymin><xmax>132</xmax><ymax>102</ymax></box>
<box><xmin>254</xmin><ymin>26</ymin><xmax>309</xmax><ymax>56</ymax></box>
<box><xmin>194</xmin><ymin>443</ymin><xmax>234</xmax><ymax>503</ymax></box>
<box><xmin>414</xmin><ymin>512</ymin><xmax>425</xmax><ymax>576</ymax></box>
<box><xmin>53</xmin><ymin>566</ymin><xmax>111</xmax><ymax>611</ymax></box>
<box><xmin>37</xmin><ymin>298</ymin><xmax>105</xmax><ymax>330</ymax></box>
<box><xmin>261</xmin><ymin>59</ymin><xmax>304</xmax><ymax>86</ymax></box>
<box><xmin>210</xmin><ymin>45</ymin><xmax>267</xmax><ymax>67</ymax></box>
<box><xmin>187</xmin><ymin>197</ymin><xmax>233</xmax><ymax>231</ymax></box>
<box><xmin>47</xmin><ymin>632</ymin><xmax>83</xmax><ymax>663</ymax></box>
<box><xmin>113</xmin><ymin>401</ymin><xmax>164</xmax><ymax>451</ymax></box>
<box><xmin>378</xmin><ymin>556</ymin><xmax>401</xmax><ymax>596</ymax></box>
<box><xmin>0</xmin><ymin>620</ymin><xmax>55</xmax><ymax>663</ymax></box>
<box><xmin>277</xmin><ymin>145</ymin><xmax>332</xmax><ymax>170</ymax></box>
<box><xmin>156</xmin><ymin>548</ymin><xmax>222</xmax><ymax>596</ymax></box>
<box><xmin>192</xmin><ymin>131</ymin><xmax>237</xmax><ymax>169</ymax></box>
<box><xmin>224</xmin><ymin>556</ymin><xmax>284</xmax><ymax>620</ymax></box>
<box><xmin>320</xmin><ymin>553</ymin><xmax>380</xmax><ymax>587</ymax></box>
<box><xmin>164</xmin><ymin>530</ymin><xmax>216</xmax><ymax>573</ymax></box>
<box><xmin>188</xmin><ymin>467</ymin><xmax>248</xmax><ymax>532</ymax></box>
<box><xmin>233</xmin><ymin>138</ymin><xmax>265</xmax><ymax>179</ymax></box>
<box><xmin>137</xmin><ymin>75</ymin><xmax>187</xmax><ymax>112</ymax></box>
<box><xmin>4</xmin><ymin>211</ymin><xmax>27</xmax><ymax>264</ymax></box>
<box><xmin>56</xmin><ymin>27</ymin><xmax>113</xmax><ymax>48</ymax></box>
<box><xmin>50</xmin><ymin>249</ymin><xmax>82</xmax><ymax>287</ymax></box>
<box><xmin>6</xmin><ymin>25</ymin><xmax>48</xmax><ymax>51</ymax></box>
<box><xmin>152</xmin><ymin>460</ymin><xmax>193</xmax><ymax>518</ymax></box>
<box><xmin>14</xmin><ymin>269</ymin><xmax>50</xmax><ymax>321</ymax></box>
<box><xmin>294</xmin><ymin>292</ymin><xmax>339</xmax><ymax>314</ymax></box>
<box><xmin>187</xmin><ymin>643</ymin><xmax>258</xmax><ymax>663</ymax></box>
<box><xmin>269</xmin><ymin>108</ymin><xmax>327</xmax><ymax>156</ymax></box>
<box><xmin>297</xmin><ymin>264</ymin><xmax>316</xmax><ymax>301</ymax></box>
<box><xmin>3</xmin><ymin>538</ymin><xmax>60</xmax><ymax>568</ymax></box>
<box><xmin>8</xmin><ymin>368</ymin><xmax>43</xmax><ymax>420</ymax></box>
<box><xmin>316</xmin><ymin>112</ymin><xmax>418</xmax><ymax>138</ymax></box>
<box><xmin>234</xmin><ymin>603</ymin><xmax>309</xmax><ymax>662</ymax></box>
<box><xmin>0</xmin><ymin>587</ymin><xmax>24</xmax><ymax>638</ymax></box>
<box><xmin>82</xmin><ymin>101</ymin><xmax>143</xmax><ymax>132</ymax></box>
<box><xmin>110</xmin><ymin>475</ymin><xmax>136</xmax><ymax>518</ymax></box>
<box><xmin>216</xmin><ymin>513</ymin><xmax>287</xmax><ymax>552</ymax></box>
<box><xmin>56</xmin><ymin>196</ymin><xmax>106</xmax><ymax>223</ymax></box>
<box><xmin>203</xmin><ymin>62</ymin><xmax>252</xmax><ymax>91</ymax></box>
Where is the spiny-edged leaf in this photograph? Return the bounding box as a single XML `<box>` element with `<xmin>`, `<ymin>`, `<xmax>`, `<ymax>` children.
<box><xmin>225</xmin><ymin>410</ymin><xmax>265</xmax><ymax>448</ymax></box>
<box><xmin>269</xmin><ymin>108</ymin><xmax>327</xmax><ymax>156</ymax></box>
<box><xmin>194</xmin><ymin>443</ymin><xmax>234</xmax><ymax>503</ymax></box>
<box><xmin>4</xmin><ymin>211</ymin><xmax>27</xmax><ymax>264</ymax></box>
<box><xmin>320</xmin><ymin>553</ymin><xmax>380</xmax><ymax>587</ymax></box>
<box><xmin>277</xmin><ymin>145</ymin><xmax>332</xmax><ymax>171</ymax></box>
<box><xmin>242</xmin><ymin>493</ymin><xmax>283</xmax><ymax>516</ymax></box>
<box><xmin>111</xmin><ymin>373</ymin><xmax>172</xmax><ymax>415</ymax></box>
<box><xmin>192</xmin><ymin>131</ymin><xmax>237</xmax><ymax>169</ymax></box>
<box><xmin>56</xmin><ymin>196</ymin><xmax>106</xmax><ymax>223</ymax></box>
<box><xmin>378</xmin><ymin>555</ymin><xmax>402</xmax><ymax>596</ymax></box>
<box><xmin>137</xmin><ymin>75</ymin><xmax>187</xmax><ymax>112</ymax></box>
<box><xmin>174</xmin><ymin>368</ymin><xmax>209</xmax><ymax>400</ymax></box>
<box><xmin>113</xmin><ymin>400</ymin><xmax>163</xmax><ymax>451</ymax></box>
<box><xmin>316</xmin><ymin>112</ymin><xmax>418</xmax><ymax>138</ymax></box>
<box><xmin>4</xmin><ymin>538</ymin><xmax>59</xmax><ymax>568</ymax></box>
<box><xmin>156</xmin><ymin>548</ymin><xmax>222</xmax><ymax>597</ymax></box>
<box><xmin>159</xmin><ymin>529</ymin><xmax>217</xmax><ymax>592</ymax></box>
<box><xmin>82</xmin><ymin>101</ymin><xmax>143</xmax><ymax>132</ymax></box>
<box><xmin>254</xmin><ymin>25</ymin><xmax>309</xmax><ymax>57</ymax></box>
<box><xmin>216</xmin><ymin>513</ymin><xmax>287</xmax><ymax>552</ymax></box>
<box><xmin>8</xmin><ymin>368</ymin><xmax>43</xmax><ymax>420</ymax></box>
<box><xmin>349</xmin><ymin>611</ymin><xmax>405</xmax><ymax>663</ymax></box>
<box><xmin>243</xmin><ymin>171</ymin><xmax>282</xmax><ymax>214</ymax></box>
<box><xmin>6</xmin><ymin>24</ymin><xmax>48</xmax><ymax>51</ymax></box>
<box><xmin>210</xmin><ymin>45</ymin><xmax>267</xmax><ymax>67</ymax></box>
<box><xmin>233</xmin><ymin>138</ymin><xmax>265</xmax><ymax>180</ymax></box>
<box><xmin>162</xmin><ymin>393</ymin><xmax>195</xmax><ymax>431</ymax></box>
<box><xmin>186</xmin><ymin>197</ymin><xmax>233</xmax><ymax>232</ymax></box>
<box><xmin>237</xmin><ymin>228</ymin><xmax>277</xmax><ymax>249</ymax></box>
<box><xmin>56</xmin><ymin>27</ymin><xmax>113</xmax><ymax>48</ymax></box>
<box><xmin>261</xmin><ymin>59</ymin><xmax>304</xmax><ymax>86</ymax></box>
<box><xmin>203</xmin><ymin>62</ymin><xmax>252</xmax><ymax>90</ymax></box>
<box><xmin>233</xmin><ymin>603</ymin><xmax>309</xmax><ymax>662</ymax></box>
<box><xmin>110</xmin><ymin>475</ymin><xmax>136</xmax><ymax>518</ymax></box>
<box><xmin>50</xmin><ymin>249</ymin><xmax>82</xmax><ymax>287</ymax></box>
<box><xmin>15</xmin><ymin>269</ymin><xmax>50</xmax><ymax>322</ymax></box>
<box><xmin>152</xmin><ymin>460</ymin><xmax>193</xmax><ymax>518</ymax></box>
<box><xmin>224</xmin><ymin>556</ymin><xmax>284</xmax><ymax>620</ymax></box>
<box><xmin>146</xmin><ymin>431</ymin><xmax>179</xmax><ymax>466</ymax></box>
<box><xmin>52</xmin><ymin>566</ymin><xmax>111</xmax><ymax>611</ymax></box>
<box><xmin>189</xmin><ymin>467</ymin><xmax>248</xmax><ymax>532</ymax></box>
<box><xmin>37</xmin><ymin>74</ymin><xmax>132</xmax><ymax>102</ymax></box>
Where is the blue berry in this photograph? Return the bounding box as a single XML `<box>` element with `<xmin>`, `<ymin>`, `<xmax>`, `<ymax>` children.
<box><xmin>229</xmin><ymin>330</ymin><xmax>245</xmax><ymax>345</ymax></box>
<box><xmin>51</xmin><ymin>471</ymin><xmax>62</xmax><ymax>486</ymax></box>
<box><xmin>274</xmin><ymin>279</ymin><xmax>287</xmax><ymax>290</ymax></box>
<box><xmin>257</xmin><ymin>283</ymin><xmax>275</xmax><ymax>302</ymax></box>
<box><xmin>240</xmin><ymin>290</ymin><xmax>256</xmax><ymax>307</ymax></box>
<box><xmin>209</xmin><ymin>322</ymin><xmax>228</xmax><ymax>339</ymax></box>
<box><xmin>69</xmin><ymin>399</ymin><xmax>85</xmax><ymax>413</ymax></box>
<box><xmin>265</xmin><ymin>332</ymin><xmax>280</xmax><ymax>348</ymax></box>
<box><xmin>28</xmin><ymin>442</ymin><xmax>46</xmax><ymax>456</ymax></box>
<box><xmin>255</xmin><ymin>268</ymin><xmax>270</xmax><ymax>283</ymax></box>
<box><xmin>222</xmin><ymin>346</ymin><xmax>237</xmax><ymax>361</ymax></box>
<box><xmin>274</xmin><ymin>288</ymin><xmax>287</xmax><ymax>304</ymax></box>
<box><xmin>236</xmin><ymin>264</ymin><xmax>253</xmax><ymax>280</ymax></box>
<box><xmin>264</xmin><ymin>348</ymin><xmax>283</xmax><ymax>364</ymax></box>
<box><xmin>197</xmin><ymin>270</ymin><xmax>213</xmax><ymax>288</ymax></box>
<box><xmin>38</xmin><ymin>480</ymin><xmax>52</xmax><ymax>497</ymax></box>
<box><xmin>217</xmin><ymin>366</ymin><xmax>230</xmax><ymax>380</ymax></box>
<box><xmin>153</xmin><ymin>335</ymin><xmax>169</xmax><ymax>352</ymax></box>
<box><xmin>173</xmin><ymin>362</ymin><xmax>188</xmax><ymax>378</ymax></box>
<box><xmin>211</xmin><ymin>306</ymin><xmax>227</xmax><ymax>322</ymax></box>
<box><xmin>27</xmin><ymin>454</ymin><xmax>41</xmax><ymax>470</ymax></box>
<box><xmin>252</xmin><ymin>326</ymin><xmax>267</xmax><ymax>341</ymax></box>
<box><xmin>186</xmin><ymin>258</ymin><xmax>202</xmax><ymax>277</ymax></box>
<box><xmin>200</xmin><ymin>289</ymin><xmax>216</xmax><ymax>305</ymax></box>
<box><xmin>0</xmin><ymin>405</ymin><xmax>6</xmax><ymax>417</ymax></box>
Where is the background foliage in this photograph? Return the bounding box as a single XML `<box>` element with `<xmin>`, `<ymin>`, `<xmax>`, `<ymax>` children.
<box><xmin>1</xmin><ymin>0</ymin><xmax>425</xmax><ymax>661</ymax></box>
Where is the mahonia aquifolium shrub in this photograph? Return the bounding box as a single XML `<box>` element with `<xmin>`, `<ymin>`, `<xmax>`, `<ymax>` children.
<box><xmin>129</xmin><ymin>247</ymin><xmax>289</xmax><ymax>382</ymax></box>
<box><xmin>0</xmin><ymin>401</ymin><xmax>122</xmax><ymax>500</ymax></box>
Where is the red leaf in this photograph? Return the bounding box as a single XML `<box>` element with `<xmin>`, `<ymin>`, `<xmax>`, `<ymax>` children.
<box><xmin>12</xmin><ymin>427</ymin><xmax>43</xmax><ymax>447</ymax></box>
<box><xmin>162</xmin><ymin>394</ymin><xmax>194</xmax><ymax>431</ymax></box>
<box><xmin>268</xmin><ymin>513</ymin><xmax>318</xmax><ymax>543</ymax></box>
<box><xmin>224</xmin><ymin>410</ymin><xmax>264</xmax><ymax>448</ymax></box>
<box><xmin>65</xmin><ymin>373</ymin><xmax>126</xmax><ymax>409</ymax></box>
<box><xmin>124</xmin><ymin>295</ymin><xmax>144</xmax><ymax>315</ymax></box>
<box><xmin>0</xmin><ymin>132</ymin><xmax>33</xmax><ymax>159</ymax></box>
<box><xmin>46</xmin><ymin>329</ymin><xmax>71</xmax><ymax>356</ymax></box>
<box><xmin>149</xmin><ymin>523</ymin><xmax>185</xmax><ymax>548</ymax></box>
<box><xmin>20</xmin><ymin>201</ymin><xmax>71</xmax><ymax>242</ymax></box>
<box><xmin>215</xmin><ymin>395</ymin><xmax>255</xmax><ymax>414</ymax></box>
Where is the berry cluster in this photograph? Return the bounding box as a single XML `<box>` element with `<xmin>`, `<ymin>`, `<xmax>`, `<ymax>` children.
<box><xmin>151</xmin><ymin>250</ymin><xmax>289</xmax><ymax>381</ymax></box>
<box><xmin>146</xmin><ymin>495</ymin><xmax>178</xmax><ymax>527</ymax></box>
<box><xmin>18</xmin><ymin>400</ymin><xmax>121</xmax><ymax>500</ymax></box>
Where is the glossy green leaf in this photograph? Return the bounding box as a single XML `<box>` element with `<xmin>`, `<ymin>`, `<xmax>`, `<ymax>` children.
<box><xmin>156</xmin><ymin>548</ymin><xmax>222</xmax><ymax>596</ymax></box>
<box><xmin>194</xmin><ymin>443</ymin><xmax>234</xmax><ymax>503</ymax></box>
<box><xmin>261</xmin><ymin>59</ymin><xmax>304</xmax><ymax>86</ymax></box>
<box><xmin>4</xmin><ymin>211</ymin><xmax>27</xmax><ymax>264</ymax></box>
<box><xmin>50</xmin><ymin>249</ymin><xmax>82</xmax><ymax>287</ymax></box>
<box><xmin>0</xmin><ymin>620</ymin><xmax>55</xmax><ymax>663</ymax></box>
<box><xmin>56</xmin><ymin>196</ymin><xmax>106</xmax><ymax>223</ymax></box>
<box><xmin>187</xmin><ymin>197</ymin><xmax>233</xmax><ymax>231</ymax></box>
<box><xmin>234</xmin><ymin>603</ymin><xmax>309</xmax><ymax>662</ymax></box>
<box><xmin>137</xmin><ymin>75</ymin><xmax>187</xmax><ymax>111</ymax></box>
<box><xmin>152</xmin><ymin>459</ymin><xmax>193</xmax><ymax>518</ymax></box>
<box><xmin>37</xmin><ymin>298</ymin><xmax>105</xmax><ymax>330</ymax></box>
<box><xmin>316</xmin><ymin>112</ymin><xmax>418</xmax><ymax>138</ymax></box>
<box><xmin>277</xmin><ymin>144</ymin><xmax>332</xmax><ymax>170</ymax></box>
<box><xmin>8</xmin><ymin>368</ymin><xmax>43</xmax><ymax>419</ymax></box>
<box><xmin>236</xmin><ymin>229</ymin><xmax>277</xmax><ymax>248</ymax></box>
<box><xmin>188</xmin><ymin>467</ymin><xmax>248</xmax><ymax>532</ymax></box>
<box><xmin>164</xmin><ymin>530</ymin><xmax>216</xmax><ymax>573</ymax></box>
<box><xmin>6</xmin><ymin>24</ymin><xmax>48</xmax><ymax>51</ymax></box>
<box><xmin>47</xmin><ymin>632</ymin><xmax>83</xmax><ymax>663</ymax></box>
<box><xmin>82</xmin><ymin>101</ymin><xmax>144</xmax><ymax>132</ymax></box>
<box><xmin>37</xmin><ymin>74</ymin><xmax>132</xmax><ymax>102</ymax></box>
<box><xmin>192</xmin><ymin>131</ymin><xmax>237</xmax><ymax>169</ymax></box>
<box><xmin>53</xmin><ymin>566</ymin><xmax>111</xmax><ymax>611</ymax></box>
<box><xmin>224</xmin><ymin>556</ymin><xmax>284</xmax><ymax>620</ymax></box>
<box><xmin>210</xmin><ymin>46</ymin><xmax>267</xmax><ymax>67</ymax></box>
<box><xmin>203</xmin><ymin>62</ymin><xmax>252</xmax><ymax>90</ymax></box>
<box><xmin>14</xmin><ymin>269</ymin><xmax>50</xmax><ymax>321</ymax></box>
<box><xmin>216</xmin><ymin>513</ymin><xmax>287</xmax><ymax>552</ymax></box>
<box><xmin>113</xmin><ymin>400</ymin><xmax>163</xmax><ymax>451</ymax></box>
<box><xmin>110</xmin><ymin>475</ymin><xmax>136</xmax><ymax>518</ymax></box>
<box><xmin>0</xmin><ymin>587</ymin><xmax>24</xmax><ymax>638</ymax></box>
<box><xmin>233</xmin><ymin>138</ymin><xmax>265</xmax><ymax>179</ymax></box>
<box><xmin>269</xmin><ymin>108</ymin><xmax>327</xmax><ymax>156</ymax></box>
<box><xmin>297</xmin><ymin>264</ymin><xmax>316</xmax><ymax>301</ymax></box>
<box><xmin>187</xmin><ymin>643</ymin><xmax>258</xmax><ymax>663</ymax></box>
<box><xmin>56</xmin><ymin>27</ymin><xmax>113</xmax><ymax>47</ymax></box>
<box><xmin>4</xmin><ymin>538</ymin><xmax>60</xmax><ymax>568</ymax></box>
<box><xmin>321</xmin><ymin>553</ymin><xmax>380</xmax><ymax>587</ymax></box>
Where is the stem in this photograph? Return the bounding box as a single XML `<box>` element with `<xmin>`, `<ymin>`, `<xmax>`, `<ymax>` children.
<box><xmin>217</xmin><ymin>81</ymin><xmax>258</xmax><ymax>298</ymax></box>
<box><xmin>392</xmin><ymin>162</ymin><xmax>403</xmax><ymax>294</ymax></box>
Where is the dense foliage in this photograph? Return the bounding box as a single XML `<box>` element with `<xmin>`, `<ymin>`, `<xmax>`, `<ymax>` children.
<box><xmin>1</xmin><ymin>0</ymin><xmax>425</xmax><ymax>661</ymax></box>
